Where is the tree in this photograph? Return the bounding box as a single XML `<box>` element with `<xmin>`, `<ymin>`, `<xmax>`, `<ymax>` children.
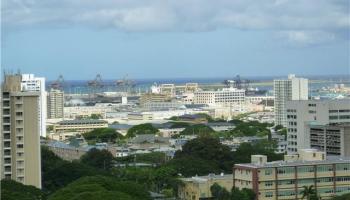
<box><xmin>169</xmin><ymin>121</ymin><xmax>191</xmax><ymax>128</ymax></box>
<box><xmin>331</xmin><ymin>193</ymin><xmax>350</xmax><ymax>200</ymax></box>
<box><xmin>230</xmin><ymin>121</ymin><xmax>271</xmax><ymax>137</ymax></box>
<box><xmin>210</xmin><ymin>185</ymin><xmax>255</xmax><ymax>200</ymax></box>
<box><xmin>165</xmin><ymin>156</ymin><xmax>220</xmax><ymax>176</ymax></box>
<box><xmin>174</xmin><ymin>135</ymin><xmax>234</xmax><ymax>173</ymax></box>
<box><xmin>83</xmin><ymin>128</ymin><xmax>122</xmax><ymax>144</ymax></box>
<box><xmin>126</xmin><ymin>123</ymin><xmax>159</xmax><ymax>138</ymax></box>
<box><xmin>274</xmin><ymin>124</ymin><xmax>284</xmax><ymax>131</ymax></box>
<box><xmin>301</xmin><ymin>185</ymin><xmax>317</xmax><ymax>200</ymax></box>
<box><xmin>90</xmin><ymin>113</ymin><xmax>102</xmax><ymax>119</ymax></box>
<box><xmin>211</xmin><ymin>183</ymin><xmax>230</xmax><ymax>200</ymax></box>
<box><xmin>233</xmin><ymin>140</ymin><xmax>283</xmax><ymax>164</ymax></box>
<box><xmin>179</xmin><ymin>124</ymin><xmax>215</xmax><ymax>136</ymax></box>
<box><xmin>80</xmin><ymin>148</ymin><xmax>114</xmax><ymax>170</ymax></box>
<box><xmin>48</xmin><ymin>176</ymin><xmax>151</xmax><ymax>200</ymax></box>
<box><xmin>1</xmin><ymin>179</ymin><xmax>46</xmax><ymax>200</ymax></box>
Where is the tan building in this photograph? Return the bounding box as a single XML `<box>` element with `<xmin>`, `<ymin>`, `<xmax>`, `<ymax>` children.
<box><xmin>178</xmin><ymin>174</ymin><xmax>233</xmax><ymax>200</ymax></box>
<box><xmin>47</xmin><ymin>89</ymin><xmax>64</xmax><ymax>119</ymax></box>
<box><xmin>233</xmin><ymin>149</ymin><xmax>350</xmax><ymax>200</ymax></box>
<box><xmin>1</xmin><ymin>74</ymin><xmax>42</xmax><ymax>188</ymax></box>
<box><xmin>139</xmin><ymin>93</ymin><xmax>171</xmax><ymax>106</ymax></box>
<box><xmin>53</xmin><ymin>119</ymin><xmax>108</xmax><ymax>133</ymax></box>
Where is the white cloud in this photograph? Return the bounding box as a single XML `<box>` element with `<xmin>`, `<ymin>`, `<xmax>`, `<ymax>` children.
<box><xmin>2</xmin><ymin>0</ymin><xmax>349</xmax><ymax>44</ymax></box>
<box><xmin>279</xmin><ymin>31</ymin><xmax>336</xmax><ymax>46</ymax></box>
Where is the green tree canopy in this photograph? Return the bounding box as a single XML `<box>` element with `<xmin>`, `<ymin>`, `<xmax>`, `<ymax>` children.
<box><xmin>169</xmin><ymin>122</ymin><xmax>191</xmax><ymax>128</ymax></box>
<box><xmin>233</xmin><ymin>140</ymin><xmax>283</xmax><ymax>164</ymax></box>
<box><xmin>83</xmin><ymin>128</ymin><xmax>122</xmax><ymax>144</ymax></box>
<box><xmin>80</xmin><ymin>148</ymin><xmax>114</xmax><ymax>170</ymax></box>
<box><xmin>48</xmin><ymin>176</ymin><xmax>151</xmax><ymax>200</ymax></box>
<box><xmin>1</xmin><ymin>179</ymin><xmax>46</xmax><ymax>200</ymax></box>
<box><xmin>210</xmin><ymin>185</ymin><xmax>255</xmax><ymax>200</ymax></box>
<box><xmin>126</xmin><ymin>123</ymin><xmax>159</xmax><ymax>138</ymax></box>
<box><xmin>230</xmin><ymin>121</ymin><xmax>271</xmax><ymax>137</ymax></box>
<box><xmin>41</xmin><ymin>146</ymin><xmax>105</xmax><ymax>193</ymax></box>
<box><xmin>174</xmin><ymin>135</ymin><xmax>234</xmax><ymax>173</ymax></box>
<box><xmin>331</xmin><ymin>193</ymin><xmax>350</xmax><ymax>200</ymax></box>
<box><xmin>179</xmin><ymin>124</ymin><xmax>215</xmax><ymax>136</ymax></box>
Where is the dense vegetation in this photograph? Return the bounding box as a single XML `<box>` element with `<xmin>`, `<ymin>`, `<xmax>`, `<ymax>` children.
<box><xmin>1</xmin><ymin>179</ymin><xmax>46</xmax><ymax>200</ymax></box>
<box><xmin>48</xmin><ymin>176</ymin><xmax>151</xmax><ymax>200</ymax></box>
<box><xmin>179</xmin><ymin>124</ymin><xmax>215</xmax><ymax>136</ymax></box>
<box><xmin>126</xmin><ymin>123</ymin><xmax>159</xmax><ymax>137</ymax></box>
<box><xmin>80</xmin><ymin>148</ymin><xmax>114</xmax><ymax>170</ymax></box>
<box><xmin>4</xmin><ymin>138</ymin><xmax>348</xmax><ymax>200</ymax></box>
<box><xmin>229</xmin><ymin>120</ymin><xmax>272</xmax><ymax>137</ymax></box>
<box><xmin>211</xmin><ymin>183</ymin><xmax>255</xmax><ymax>200</ymax></box>
<box><xmin>83</xmin><ymin>128</ymin><xmax>123</xmax><ymax>144</ymax></box>
<box><xmin>116</xmin><ymin>152</ymin><xmax>168</xmax><ymax>165</ymax></box>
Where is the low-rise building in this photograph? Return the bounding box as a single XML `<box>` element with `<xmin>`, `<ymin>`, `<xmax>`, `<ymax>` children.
<box><xmin>53</xmin><ymin>119</ymin><xmax>108</xmax><ymax>133</ymax></box>
<box><xmin>178</xmin><ymin>174</ymin><xmax>233</xmax><ymax>200</ymax></box>
<box><xmin>45</xmin><ymin>141</ymin><xmax>88</xmax><ymax>161</ymax></box>
<box><xmin>233</xmin><ymin>149</ymin><xmax>350</xmax><ymax>200</ymax></box>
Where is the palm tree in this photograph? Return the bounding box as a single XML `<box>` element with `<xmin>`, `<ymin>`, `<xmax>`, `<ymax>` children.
<box><xmin>301</xmin><ymin>185</ymin><xmax>317</xmax><ymax>200</ymax></box>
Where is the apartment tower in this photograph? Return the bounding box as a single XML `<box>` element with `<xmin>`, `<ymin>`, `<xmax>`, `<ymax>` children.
<box><xmin>274</xmin><ymin>74</ymin><xmax>308</xmax><ymax>127</ymax></box>
<box><xmin>47</xmin><ymin>89</ymin><xmax>64</xmax><ymax>119</ymax></box>
<box><xmin>1</xmin><ymin>74</ymin><xmax>42</xmax><ymax>188</ymax></box>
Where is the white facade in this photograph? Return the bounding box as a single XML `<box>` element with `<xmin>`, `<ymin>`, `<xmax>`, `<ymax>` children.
<box><xmin>21</xmin><ymin>74</ymin><xmax>47</xmax><ymax>137</ymax></box>
<box><xmin>194</xmin><ymin>87</ymin><xmax>245</xmax><ymax>109</ymax></box>
<box><xmin>47</xmin><ymin>89</ymin><xmax>64</xmax><ymax>119</ymax></box>
<box><xmin>274</xmin><ymin>74</ymin><xmax>308</xmax><ymax>127</ymax></box>
<box><xmin>286</xmin><ymin>99</ymin><xmax>350</xmax><ymax>154</ymax></box>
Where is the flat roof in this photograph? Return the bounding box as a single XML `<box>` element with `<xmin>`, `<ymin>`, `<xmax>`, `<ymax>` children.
<box><xmin>181</xmin><ymin>174</ymin><xmax>233</xmax><ymax>183</ymax></box>
<box><xmin>58</xmin><ymin>119</ymin><xmax>108</xmax><ymax>125</ymax></box>
<box><xmin>235</xmin><ymin>157</ymin><xmax>350</xmax><ymax>169</ymax></box>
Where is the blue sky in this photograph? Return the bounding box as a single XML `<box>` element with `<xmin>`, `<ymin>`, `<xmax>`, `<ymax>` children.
<box><xmin>2</xmin><ymin>0</ymin><xmax>349</xmax><ymax>80</ymax></box>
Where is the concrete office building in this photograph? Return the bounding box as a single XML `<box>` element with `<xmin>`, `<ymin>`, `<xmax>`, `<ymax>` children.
<box><xmin>274</xmin><ymin>74</ymin><xmax>308</xmax><ymax>127</ymax></box>
<box><xmin>194</xmin><ymin>87</ymin><xmax>245</xmax><ymax>109</ymax></box>
<box><xmin>308</xmin><ymin>123</ymin><xmax>350</xmax><ymax>157</ymax></box>
<box><xmin>1</xmin><ymin>74</ymin><xmax>42</xmax><ymax>188</ymax></box>
<box><xmin>286</xmin><ymin>99</ymin><xmax>350</xmax><ymax>154</ymax></box>
<box><xmin>20</xmin><ymin>74</ymin><xmax>47</xmax><ymax>137</ymax></box>
<box><xmin>233</xmin><ymin>149</ymin><xmax>350</xmax><ymax>200</ymax></box>
<box><xmin>47</xmin><ymin>89</ymin><xmax>64</xmax><ymax>119</ymax></box>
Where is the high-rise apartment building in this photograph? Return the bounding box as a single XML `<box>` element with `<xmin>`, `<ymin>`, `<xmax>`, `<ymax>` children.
<box><xmin>1</xmin><ymin>74</ymin><xmax>42</xmax><ymax>188</ymax></box>
<box><xmin>274</xmin><ymin>74</ymin><xmax>308</xmax><ymax>127</ymax></box>
<box><xmin>47</xmin><ymin>89</ymin><xmax>64</xmax><ymax>119</ymax></box>
<box><xmin>286</xmin><ymin>99</ymin><xmax>350</xmax><ymax>154</ymax></box>
<box><xmin>20</xmin><ymin>74</ymin><xmax>46</xmax><ymax>137</ymax></box>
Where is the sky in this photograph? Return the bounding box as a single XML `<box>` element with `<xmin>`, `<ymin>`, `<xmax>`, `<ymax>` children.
<box><xmin>1</xmin><ymin>0</ymin><xmax>349</xmax><ymax>80</ymax></box>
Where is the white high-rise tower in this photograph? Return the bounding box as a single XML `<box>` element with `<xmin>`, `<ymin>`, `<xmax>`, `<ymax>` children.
<box><xmin>274</xmin><ymin>74</ymin><xmax>308</xmax><ymax>127</ymax></box>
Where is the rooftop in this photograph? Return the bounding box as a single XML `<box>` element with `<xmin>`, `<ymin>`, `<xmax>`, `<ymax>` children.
<box><xmin>181</xmin><ymin>174</ymin><xmax>233</xmax><ymax>183</ymax></box>
<box><xmin>58</xmin><ymin>119</ymin><xmax>108</xmax><ymax>125</ymax></box>
<box><xmin>235</xmin><ymin>156</ymin><xmax>350</xmax><ymax>169</ymax></box>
